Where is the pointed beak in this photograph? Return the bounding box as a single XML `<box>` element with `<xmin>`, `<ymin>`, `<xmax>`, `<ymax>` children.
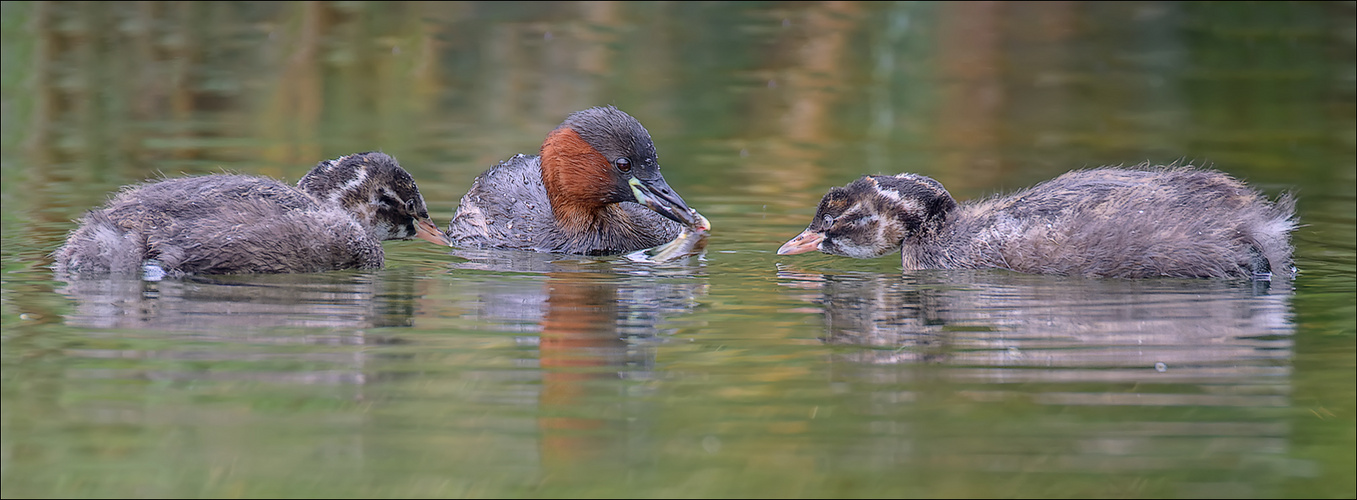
<box><xmin>629</xmin><ymin>176</ymin><xmax>698</xmax><ymax>227</ymax></box>
<box><xmin>777</xmin><ymin>229</ymin><xmax>824</xmax><ymax>255</ymax></box>
<box><xmin>414</xmin><ymin>218</ymin><xmax>452</xmax><ymax>246</ymax></box>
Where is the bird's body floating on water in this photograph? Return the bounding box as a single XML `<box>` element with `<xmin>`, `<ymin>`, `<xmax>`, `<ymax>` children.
<box><xmin>778</xmin><ymin>166</ymin><xmax>1296</xmax><ymax>280</ymax></box>
<box><xmin>446</xmin><ymin>106</ymin><xmax>707</xmax><ymax>257</ymax></box>
<box><xmin>53</xmin><ymin>152</ymin><xmax>448</xmax><ymax>277</ymax></box>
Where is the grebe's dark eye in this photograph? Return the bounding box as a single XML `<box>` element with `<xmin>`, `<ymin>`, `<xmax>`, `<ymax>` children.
<box><xmin>615</xmin><ymin>158</ymin><xmax>631</xmax><ymax>173</ymax></box>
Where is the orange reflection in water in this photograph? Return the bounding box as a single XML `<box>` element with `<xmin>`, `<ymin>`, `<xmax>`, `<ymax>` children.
<box><xmin>536</xmin><ymin>274</ymin><xmax>626</xmax><ymax>467</ymax></box>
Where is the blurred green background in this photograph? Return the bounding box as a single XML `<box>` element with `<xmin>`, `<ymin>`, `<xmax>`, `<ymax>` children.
<box><xmin>2</xmin><ymin>2</ymin><xmax>1353</xmax><ymax>498</ymax></box>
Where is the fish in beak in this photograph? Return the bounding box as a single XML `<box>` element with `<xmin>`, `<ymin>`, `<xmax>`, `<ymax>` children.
<box><xmin>629</xmin><ymin>176</ymin><xmax>699</xmax><ymax>228</ymax></box>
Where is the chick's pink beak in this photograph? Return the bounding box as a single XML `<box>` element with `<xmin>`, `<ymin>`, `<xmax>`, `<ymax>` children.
<box><xmin>777</xmin><ymin>230</ymin><xmax>824</xmax><ymax>255</ymax></box>
<box><xmin>415</xmin><ymin>218</ymin><xmax>452</xmax><ymax>246</ymax></box>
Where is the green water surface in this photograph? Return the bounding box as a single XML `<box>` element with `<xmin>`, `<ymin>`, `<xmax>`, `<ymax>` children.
<box><xmin>2</xmin><ymin>2</ymin><xmax>1353</xmax><ymax>498</ymax></box>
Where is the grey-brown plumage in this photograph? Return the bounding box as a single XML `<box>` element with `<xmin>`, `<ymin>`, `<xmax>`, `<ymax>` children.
<box><xmin>778</xmin><ymin>165</ymin><xmax>1298</xmax><ymax>280</ymax></box>
<box><xmin>52</xmin><ymin>152</ymin><xmax>447</xmax><ymax>277</ymax></box>
<box><xmin>446</xmin><ymin>106</ymin><xmax>695</xmax><ymax>256</ymax></box>
<box><xmin>446</xmin><ymin>154</ymin><xmax>684</xmax><ymax>255</ymax></box>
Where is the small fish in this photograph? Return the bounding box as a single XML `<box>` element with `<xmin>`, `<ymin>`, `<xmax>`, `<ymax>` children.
<box><xmin>626</xmin><ymin>209</ymin><xmax>710</xmax><ymax>263</ymax></box>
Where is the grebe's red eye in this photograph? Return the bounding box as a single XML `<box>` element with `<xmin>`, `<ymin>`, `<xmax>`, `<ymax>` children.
<box><xmin>615</xmin><ymin>158</ymin><xmax>631</xmax><ymax>173</ymax></box>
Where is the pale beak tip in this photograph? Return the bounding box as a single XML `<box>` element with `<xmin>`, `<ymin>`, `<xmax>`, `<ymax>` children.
<box><xmin>777</xmin><ymin>231</ymin><xmax>823</xmax><ymax>256</ymax></box>
<box><xmin>415</xmin><ymin>219</ymin><xmax>452</xmax><ymax>246</ymax></box>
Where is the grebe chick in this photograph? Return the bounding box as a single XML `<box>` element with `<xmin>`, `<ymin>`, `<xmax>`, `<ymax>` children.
<box><xmin>53</xmin><ymin>152</ymin><xmax>449</xmax><ymax>276</ymax></box>
<box><xmin>446</xmin><ymin>106</ymin><xmax>704</xmax><ymax>256</ymax></box>
<box><xmin>777</xmin><ymin>166</ymin><xmax>1297</xmax><ymax>280</ymax></box>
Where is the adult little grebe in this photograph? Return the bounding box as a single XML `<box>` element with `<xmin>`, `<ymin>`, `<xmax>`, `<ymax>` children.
<box><xmin>777</xmin><ymin>166</ymin><xmax>1297</xmax><ymax>279</ymax></box>
<box><xmin>53</xmin><ymin>152</ymin><xmax>449</xmax><ymax>276</ymax></box>
<box><xmin>445</xmin><ymin>106</ymin><xmax>705</xmax><ymax>256</ymax></box>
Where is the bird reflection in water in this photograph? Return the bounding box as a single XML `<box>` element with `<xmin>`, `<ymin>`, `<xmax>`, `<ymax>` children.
<box><xmin>52</xmin><ymin>271</ymin><xmax>421</xmax><ymax>388</ymax></box>
<box><xmin>445</xmin><ymin>251</ymin><xmax>708</xmax><ymax>474</ymax></box>
<box><xmin>537</xmin><ymin>273</ymin><xmax>633</xmax><ymax>466</ymax></box>
<box><xmin>777</xmin><ymin>268</ymin><xmax>1292</xmax><ymax>375</ymax></box>
<box><xmin>56</xmin><ymin>270</ymin><xmax>419</xmax><ymax>334</ymax></box>
<box><xmin>776</xmin><ymin>266</ymin><xmax>1300</xmax><ymax>478</ymax></box>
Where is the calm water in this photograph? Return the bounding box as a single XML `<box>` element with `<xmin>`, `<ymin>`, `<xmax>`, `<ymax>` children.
<box><xmin>2</xmin><ymin>2</ymin><xmax>1354</xmax><ymax>498</ymax></box>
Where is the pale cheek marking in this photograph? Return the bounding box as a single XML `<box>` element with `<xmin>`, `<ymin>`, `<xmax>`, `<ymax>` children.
<box><xmin>897</xmin><ymin>197</ymin><xmax>924</xmax><ymax>214</ymax></box>
<box><xmin>371</xmin><ymin>219</ymin><xmax>413</xmax><ymax>240</ymax></box>
<box><xmin>371</xmin><ymin>188</ymin><xmax>415</xmax><ymax>240</ymax></box>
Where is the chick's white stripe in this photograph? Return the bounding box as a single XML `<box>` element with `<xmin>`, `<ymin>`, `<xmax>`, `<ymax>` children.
<box><xmin>898</xmin><ymin>197</ymin><xmax>923</xmax><ymax>214</ymax></box>
<box><xmin>333</xmin><ymin>166</ymin><xmax>368</xmax><ymax>204</ymax></box>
